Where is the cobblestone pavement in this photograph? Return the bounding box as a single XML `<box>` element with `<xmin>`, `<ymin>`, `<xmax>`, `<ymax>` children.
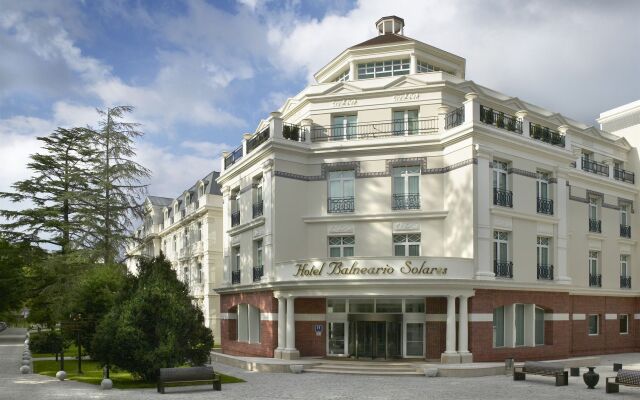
<box><xmin>2</xmin><ymin>327</ymin><xmax>639</xmax><ymax>399</ymax></box>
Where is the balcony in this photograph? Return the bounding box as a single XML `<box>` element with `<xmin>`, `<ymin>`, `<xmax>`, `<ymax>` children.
<box><xmin>621</xmin><ymin>276</ymin><xmax>632</xmax><ymax>289</ymax></box>
<box><xmin>581</xmin><ymin>158</ymin><xmax>609</xmax><ymax>177</ymax></box>
<box><xmin>191</xmin><ymin>241</ymin><xmax>204</xmax><ymax>255</ymax></box>
<box><xmin>493</xmin><ymin>188</ymin><xmax>513</xmax><ymax>208</ymax></box>
<box><xmin>614</xmin><ymin>168</ymin><xmax>635</xmax><ymax>184</ymax></box>
<box><xmin>529</xmin><ymin>123</ymin><xmax>565</xmax><ymax>148</ymax></box>
<box><xmin>310</xmin><ymin>117</ymin><xmax>438</xmax><ymax>142</ymax></box>
<box><xmin>231</xmin><ymin>210</ymin><xmax>241</xmax><ymax>227</ymax></box>
<box><xmin>621</xmin><ymin>224</ymin><xmax>631</xmax><ymax>238</ymax></box>
<box><xmin>283</xmin><ymin>123</ymin><xmax>306</xmax><ymax>142</ymax></box>
<box><xmin>494</xmin><ymin>261</ymin><xmax>513</xmax><ymax>279</ymax></box>
<box><xmin>328</xmin><ymin>197</ymin><xmax>355</xmax><ymax>213</ymax></box>
<box><xmin>537</xmin><ymin>197</ymin><xmax>554</xmax><ymax>215</ymax></box>
<box><xmin>537</xmin><ymin>264</ymin><xmax>554</xmax><ymax>280</ymax></box>
<box><xmin>253</xmin><ymin>265</ymin><xmax>264</xmax><ymax>282</ymax></box>
<box><xmin>246</xmin><ymin>128</ymin><xmax>270</xmax><ymax>154</ymax></box>
<box><xmin>392</xmin><ymin>193</ymin><xmax>420</xmax><ymax>210</ymax></box>
<box><xmin>589</xmin><ymin>273</ymin><xmax>602</xmax><ymax>288</ymax></box>
<box><xmin>445</xmin><ymin>106</ymin><xmax>464</xmax><ymax>129</ymax></box>
<box><xmin>178</xmin><ymin>247</ymin><xmax>190</xmax><ymax>260</ymax></box>
<box><xmin>479</xmin><ymin>105</ymin><xmax>522</xmax><ymax>134</ymax></box>
<box><xmin>589</xmin><ymin>219</ymin><xmax>601</xmax><ymax>233</ymax></box>
<box><xmin>231</xmin><ymin>270</ymin><xmax>241</xmax><ymax>285</ymax></box>
<box><xmin>224</xmin><ymin>145</ymin><xmax>243</xmax><ymax>169</ymax></box>
<box><xmin>252</xmin><ymin>200</ymin><xmax>264</xmax><ymax>218</ymax></box>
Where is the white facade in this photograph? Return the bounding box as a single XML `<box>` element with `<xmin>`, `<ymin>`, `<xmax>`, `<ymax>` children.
<box><xmin>127</xmin><ymin>171</ymin><xmax>224</xmax><ymax>339</ymax></box>
<box><xmin>215</xmin><ymin>16</ymin><xmax>640</xmax><ymax>362</ymax></box>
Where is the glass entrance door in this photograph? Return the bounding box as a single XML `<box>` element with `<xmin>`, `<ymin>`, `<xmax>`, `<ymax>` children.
<box><xmin>350</xmin><ymin>320</ymin><xmax>402</xmax><ymax>359</ymax></box>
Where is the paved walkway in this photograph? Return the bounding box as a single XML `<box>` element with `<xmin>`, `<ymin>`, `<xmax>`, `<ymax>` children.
<box><xmin>2</xmin><ymin>327</ymin><xmax>640</xmax><ymax>399</ymax></box>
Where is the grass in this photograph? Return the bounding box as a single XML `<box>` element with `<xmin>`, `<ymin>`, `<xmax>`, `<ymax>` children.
<box><xmin>31</xmin><ymin>343</ymin><xmax>79</xmax><ymax>359</ymax></box>
<box><xmin>33</xmin><ymin>360</ymin><xmax>244</xmax><ymax>389</ymax></box>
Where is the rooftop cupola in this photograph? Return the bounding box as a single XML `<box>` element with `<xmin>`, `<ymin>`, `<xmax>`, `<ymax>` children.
<box><xmin>376</xmin><ymin>16</ymin><xmax>405</xmax><ymax>35</ymax></box>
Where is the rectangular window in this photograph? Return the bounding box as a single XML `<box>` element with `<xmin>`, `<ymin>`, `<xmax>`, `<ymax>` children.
<box><xmin>328</xmin><ymin>236</ymin><xmax>355</xmax><ymax>257</ymax></box>
<box><xmin>536</xmin><ymin>171</ymin><xmax>550</xmax><ymax>200</ymax></box>
<box><xmin>237</xmin><ymin>304</ymin><xmax>260</xmax><ymax>343</ymax></box>
<box><xmin>537</xmin><ymin>236</ymin><xmax>550</xmax><ymax>266</ymax></box>
<box><xmin>334</xmin><ymin>69</ymin><xmax>349</xmax><ymax>82</ymax></box>
<box><xmin>621</xmin><ymin>204</ymin><xmax>629</xmax><ymax>226</ymax></box>
<box><xmin>589</xmin><ymin>251</ymin><xmax>599</xmax><ymax>276</ymax></box>
<box><xmin>493</xmin><ymin>161</ymin><xmax>508</xmax><ymax>191</ymax></box>
<box><xmin>621</xmin><ymin>255</ymin><xmax>629</xmax><ymax>277</ymax></box>
<box><xmin>232</xmin><ymin>246</ymin><xmax>240</xmax><ymax>272</ymax></box>
<box><xmin>327</xmin><ymin>299</ymin><xmax>346</xmax><ymax>313</ymax></box>
<box><xmin>331</xmin><ymin>115</ymin><xmax>357</xmax><ymax>140</ymax></box>
<box><xmin>376</xmin><ymin>299</ymin><xmax>402</xmax><ymax>313</ymax></box>
<box><xmin>589</xmin><ymin>198</ymin><xmax>599</xmax><ymax>221</ymax></box>
<box><xmin>392</xmin><ymin>110</ymin><xmax>419</xmax><ymax>135</ymax></box>
<box><xmin>328</xmin><ymin>170</ymin><xmax>355</xmax><ymax>213</ymax></box>
<box><xmin>393</xmin><ymin>233</ymin><xmax>421</xmax><ymax>256</ymax></box>
<box><xmin>515</xmin><ymin>304</ymin><xmax>525</xmax><ymax>346</ymax></box>
<box><xmin>405</xmin><ymin>323</ymin><xmax>424</xmax><ymax>356</ymax></box>
<box><xmin>328</xmin><ymin>322</ymin><xmax>345</xmax><ymax>354</ymax></box>
<box><xmin>588</xmin><ymin>314</ymin><xmax>599</xmax><ymax>335</ymax></box>
<box><xmin>255</xmin><ymin>239</ymin><xmax>263</xmax><ymax>267</ymax></box>
<box><xmin>493</xmin><ymin>306</ymin><xmax>505</xmax><ymax>348</ymax></box>
<box><xmin>196</xmin><ymin>263</ymin><xmax>202</xmax><ymax>284</ymax></box>
<box><xmin>349</xmin><ymin>299</ymin><xmax>374</xmax><ymax>313</ymax></box>
<box><xmin>620</xmin><ymin>314</ymin><xmax>629</xmax><ymax>334</ymax></box>
<box><xmin>197</xmin><ymin>222</ymin><xmax>203</xmax><ymax>241</ymax></box>
<box><xmin>357</xmin><ymin>59</ymin><xmax>410</xmax><ymax>79</ymax></box>
<box><xmin>493</xmin><ymin>231</ymin><xmax>509</xmax><ymax>263</ymax></box>
<box><xmin>535</xmin><ymin>307</ymin><xmax>545</xmax><ymax>345</ymax></box>
<box><xmin>392</xmin><ymin>166</ymin><xmax>420</xmax><ymax>210</ymax></box>
<box><xmin>405</xmin><ymin>299</ymin><xmax>425</xmax><ymax>313</ymax></box>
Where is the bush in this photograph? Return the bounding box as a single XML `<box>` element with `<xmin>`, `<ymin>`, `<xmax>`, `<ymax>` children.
<box><xmin>92</xmin><ymin>255</ymin><xmax>213</xmax><ymax>381</ymax></box>
<box><xmin>29</xmin><ymin>331</ymin><xmax>64</xmax><ymax>355</ymax></box>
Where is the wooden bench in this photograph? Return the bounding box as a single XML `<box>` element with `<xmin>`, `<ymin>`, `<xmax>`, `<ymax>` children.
<box><xmin>513</xmin><ymin>361</ymin><xmax>568</xmax><ymax>386</ymax></box>
<box><xmin>606</xmin><ymin>369</ymin><xmax>640</xmax><ymax>393</ymax></box>
<box><xmin>157</xmin><ymin>366</ymin><xmax>221</xmax><ymax>394</ymax></box>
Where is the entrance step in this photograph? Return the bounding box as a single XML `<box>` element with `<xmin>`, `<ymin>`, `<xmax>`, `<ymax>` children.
<box><xmin>305</xmin><ymin>361</ymin><xmax>423</xmax><ymax>376</ymax></box>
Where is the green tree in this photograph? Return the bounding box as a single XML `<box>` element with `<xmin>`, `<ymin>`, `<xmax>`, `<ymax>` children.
<box><xmin>0</xmin><ymin>239</ymin><xmax>42</xmax><ymax>317</ymax></box>
<box><xmin>0</xmin><ymin>128</ymin><xmax>93</xmax><ymax>253</ymax></box>
<box><xmin>81</xmin><ymin>106</ymin><xmax>150</xmax><ymax>264</ymax></box>
<box><xmin>92</xmin><ymin>255</ymin><xmax>213</xmax><ymax>381</ymax></box>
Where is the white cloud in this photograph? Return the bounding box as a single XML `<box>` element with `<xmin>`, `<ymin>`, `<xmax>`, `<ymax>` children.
<box><xmin>181</xmin><ymin>140</ymin><xmax>232</xmax><ymax>158</ymax></box>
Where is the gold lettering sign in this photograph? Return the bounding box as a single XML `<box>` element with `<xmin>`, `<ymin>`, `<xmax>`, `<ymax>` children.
<box><xmin>293</xmin><ymin>260</ymin><xmax>447</xmax><ymax>278</ymax></box>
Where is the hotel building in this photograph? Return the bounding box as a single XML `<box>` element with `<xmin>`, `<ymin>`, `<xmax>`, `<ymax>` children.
<box><xmin>126</xmin><ymin>171</ymin><xmax>224</xmax><ymax>338</ymax></box>
<box><xmin>215</xmin><ymin>16</ymin><xmax>640</xmax><ymax>363</ymax></box>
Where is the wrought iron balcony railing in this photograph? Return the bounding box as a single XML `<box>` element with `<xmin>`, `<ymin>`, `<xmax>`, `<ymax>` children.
<box><xmin>253</xmin><ymin>200</ymin><xmax>264</xmax><ymax>218</ymax></box>
<box><xmin>231</xmin><ymin>270</ymin><xmax>241</xmax><ymax>285</ymax></box>
<box><xmin>620</xmin><ymin>276</ymin><xmax>632</xmax><ymax>289</ymax></box>
<box><xmin>493</xmin><ymin>188</ymin><xmax>513</xmax><ymax>207</ymax></box>
<box><xmin>328</xmin><ymin>197</ymin><xmax>355</xmax><ymax>213</ymax></box>
<box><xmin>310</xmin><ymin>118</ymin><xmax>438</xmax><ymax>142</ymax></box>
<box><xmin>480</xmin><ymin>105</ymin><xmax>522</xmax><ymax>134</ymax></box>
<box><xmin>537</xmin><ymin>264</ymin><xmax>554</xmax><ymax>280</ymax></box>
<box><xmin>537</xmin><ymin>197</ymin><xmax>553</xmax><ymax>215</ymax></box>
<box><xmin>231</xmin><ymin>210</ymin><xmax>241</xmax><ymax>227</ymax></box>
<box><xmin>283</xmin><ymin>123</ymin><xmax>306</xmax><ymax>142</ymax></box>
<box><xmin>614</xmin><ymin>168</ymin><xmax>635</xmax><ymax>184</ymax></box>
<box><xmin>224</xmin><ymin>145</ymin><xmax>243</xmax><ymax>169</ymax></box>
<box><xmin>246</xmin><ymin>128</ymin><xmax>270</xmax><ymax>154</ymax></box>
<box><xmin>445</xmin><ymin>106</ymin><xmax>465</xmax><ymax>129</ymax></box>
<box><xmin>392</xmin><ymin>193</ymin><xmax>420</xmax><ymax>210</ymax></box>
<box><xmin>253</xmin><ymin>265</ymin><xmax>264</xmax><ymax>282</ymax></box>
<box><xmin>581</xmin><ymin>158</ymin><xmax>609</xmax><ymax>176</ymax></box>
<box><xmin>589</xmin><ymin>219</ymin><xmax>601</xmax><ymax>233</ymax></box>
<box><xmin>494</xmin><ymin>261</ymin><xmax>513</xmax><ymax>278</ymax></box>
<box><xmin>589</xmin><ymin>273</ymin><xmax>602</xmax><ymax>288</ymax></box>
<box><xmin>621</xmin><ymin>224</ymin><xmax>631</xmax><ymax>238</ymax></box>
<box><xmin>529</xmin><ymin>123</ymin><xmax>565</xmax><ymax>148</ymax></box>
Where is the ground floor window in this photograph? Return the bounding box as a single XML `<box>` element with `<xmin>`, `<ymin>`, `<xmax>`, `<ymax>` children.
<box><xmin>588</xmin><ymin>314</ymin><xmax>599</xmax><ymax>335</ymax></box>
<box><xmin>237</xmin><ymin>304</ymin><xmax>260</xmax><ymax>343</ymax></box>
<box><xmin>535</xmin><ymin>307</ymin><xmax>545</xmax><ymax>345</ymax></box>
<box><xmin>515</xmin><ymin>304</ymin><xmax>525</xmax><ymax>346</ymax></box>
<box><xmin>328</xmin><ymin>322</ymin><xmax>345</xmax><ymax>355</ymax></box>
<box><xmin>620</xmin><ymin>314</ymin><xmax>629</xmax><ymax>334</ymax></box>
<box><xmin>405</xmin><ymin>323</ymin><xmax>424</xmax><ymax>356</ymax></box>
<box><xmin>494</xmin><ymin>304</ymin><xmax>546</xmax><ymax>348</ymax></box>
<box><xmin>493</xmin><ymin>306</ymin><xmax>505</xmax><ymax>348</ymax></box>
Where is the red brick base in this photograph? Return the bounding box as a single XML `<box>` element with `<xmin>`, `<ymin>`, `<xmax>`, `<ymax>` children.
<box><xmin>219</xmin><ymin>290</ymin><xmax>640</xmax><ymax>361</ymax></box>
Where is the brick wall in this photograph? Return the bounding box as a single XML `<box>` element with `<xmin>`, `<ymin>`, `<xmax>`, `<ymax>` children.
<box><xmin>295</xmin><ymin>298</ymin><xmax>326</xmax><ymax>357</ymax></box>
<box><xmin>220</xmin><ymin>291</ymin><xmax>278</xmax><ymax>357</ymax></box>
<box><xmin>426</xmin><ymin>297</ymin><xmax>446</xmax><ymax>359</ymax></box>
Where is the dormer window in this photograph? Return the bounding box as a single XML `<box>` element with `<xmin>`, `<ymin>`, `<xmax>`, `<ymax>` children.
<box><xmin>334</xmin><ymin>69</ymin><xmax>349</xmax><ymax>82</ymax></box>
<box><xmin>417</xmin><ymin>60</ymin><xmax>453</xmax><ymax>75</ymax></box>
<box><xmin>199</xmin><ymin>183</ymin><xmax>205</xmax><ymax>198</ymax></box>
<box><xmin>357</xmin><ymin>59</ymin><xmax>409</xmax><ymax>80</ymax></box>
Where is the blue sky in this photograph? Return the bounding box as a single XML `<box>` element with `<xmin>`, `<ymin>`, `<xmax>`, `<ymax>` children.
<box><xmin>1</xmin><ymin>0</ymin><xmax>639</xmax><ymax>201</ymax></box>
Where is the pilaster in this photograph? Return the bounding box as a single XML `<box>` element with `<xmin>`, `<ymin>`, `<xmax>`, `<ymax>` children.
<box><xmin>515</xmin><ymin>110</ymin><xmax>529</xmax><ymax>137</ymax></box>
<box><xmin>463</xmin><ymin>92</ymin><xmax>479</xmax><ymax>125</ymax></box>
<box><xmin>474</xmin><ymin>144</ymin><xmax>495</xmax><ymax>279</ymax></box>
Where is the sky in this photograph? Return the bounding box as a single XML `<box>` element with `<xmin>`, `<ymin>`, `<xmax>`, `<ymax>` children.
<box><xmin>1</xmin><ymin>0</ymin><xmax>639</xmax><ymax>205</ymax></box>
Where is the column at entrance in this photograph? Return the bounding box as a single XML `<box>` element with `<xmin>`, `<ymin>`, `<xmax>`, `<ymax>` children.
<box><xmin>281</xmin><ymin>295</ymin><xmax>300</xmax><ymax>360</ymax></box>
<box><xmin>441</xmin><ymin>295</ymin><xmax>461</xmax><ymax>364</ymax></box>
<box><xmin>458</xmin><ymin>295</ymin><xmax>473</xmax><ymax>363</ymax></box>
<box><xmin>274</xmin><ymin>296</ymin><xmax>286</xmax><ymax>359</ymax></box>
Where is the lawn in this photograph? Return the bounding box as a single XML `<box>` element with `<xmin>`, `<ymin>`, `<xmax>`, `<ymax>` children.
<box><xmin>33</xmin><ymin>360</ymin><xmax>244</xmax><ymax>389</ymax></box>
<box><xmin>31</xmin><ymin>343</ymin><xmax>79</xmax><ymax>359</ymax></box>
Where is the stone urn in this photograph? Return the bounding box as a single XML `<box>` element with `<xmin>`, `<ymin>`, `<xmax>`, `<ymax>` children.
<box><xmin>583</xmin><ymin>367</ymin><xmax>600</xmax><ymax>389</ymax></box>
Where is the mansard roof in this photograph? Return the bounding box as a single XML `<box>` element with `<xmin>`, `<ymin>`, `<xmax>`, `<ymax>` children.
<box><xmin>350</xmin><ymin>33</ymin><xmax>411</xmax><ymax>49</ymax></box>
